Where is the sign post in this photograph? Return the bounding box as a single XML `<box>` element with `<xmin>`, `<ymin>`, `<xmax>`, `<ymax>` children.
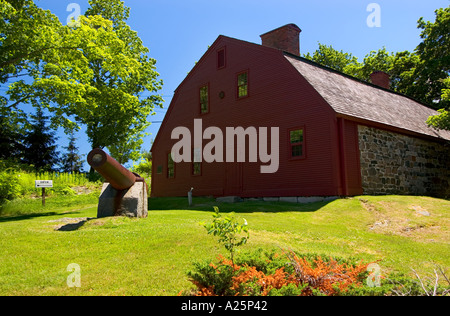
<box><xmin>35</xmin><ymin>180</ymin><xmax>53</xmax><ymax>206</ymax></box>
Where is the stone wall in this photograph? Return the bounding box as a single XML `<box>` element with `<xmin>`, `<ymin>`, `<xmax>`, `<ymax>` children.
<box><xmin>358</xmin><ymin>125</ymin><xmax>450</xmax><ymax>197</ymax></box>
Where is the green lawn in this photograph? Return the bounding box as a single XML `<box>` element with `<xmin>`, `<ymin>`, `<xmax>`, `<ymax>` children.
<box><xmin>0</xmin><ymin>194</ymin><xmax>448</xmax><ymax>295</ymax></box>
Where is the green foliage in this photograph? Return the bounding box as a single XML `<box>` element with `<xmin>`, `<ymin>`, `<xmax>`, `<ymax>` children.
<box><xmin>83</xmin><ymin>0</ymin><xmax>163</xmax><ymax>163</ymax></box>
<box><xmin>0</xmin><ymin>196</ymin><xmax>448</xmax><ymax>295</ymax></box>
<box><xmin>185</xmin><ymin>249</ymin><xmax>449</xmax><ymax>296</ymax></box>
<box><xmin>336</xmin><ymin>271</ymin><xmax>450</xmax><ymax>296</ymax></box>
<box><xmin>268</xmin><ymin>283</ymin><xmax>308</xmax><ymax>296</ymax></box>
<box><xmin>1</xmin><ymin>0</ymin><xmax>163</xmax><ymax>165</ymax></box>
<box><xmin>304</xmin><ymin>6</ymin><xmax>449</xmax><ymax>112</ymax></box>
<box><xmin>131</xmin><ymin>157</ymin><xmax>152</xmax><ymax>179</ymax></box>
<box><xmin>0</xmin><ymin>190</ymin><xmax>100</xmax><ymax>217</ymax></box>
<box><xmin>304</xmin><ymin>44</ymin><xmax>420</xmax><ymax>97</ymax></box>
<box><xmin>21</xmin><ymin>106</ymin><xmax>59</xmax><ymax>171</ymax></box>
<box><xmin>303</xmin><ymin>43</ymin><xmax>361</xmax><ymax>75</ymax></box>
<box><xmin>421</xmin><ymin>8</ymin><xmax>450</xmax><ymax>130</ymax></box>
<box><xmin>0</xmin><ymin>160</ymin><xmax>101</xmax><ymax>204</ymax></box>
<box><xmin>0</xmin><ymin>0</ymin><xmax>62</xmax><ymax>86</ymax></box>
<box><xmin>0</xmin><ymin>112</ymin><xmax>25</xmax><ymax>161</ymax></box>
<box><xmin>0</xmin><ymin>171</ymin><xmax>23</xmax><ymax>203</ymax></box>
<box><xmin>186</xmin><ymin>260</ymin><xmax>237</xmax><ymax>296</ymax></box>
<box><xmin>201</xmin><ymin>207</ymin><xmax>249</xmax><ymax>264</ymax></box>
<box><xmin>234</xmin><ymin>248</ymin><xmax>291</xmax><ymax>275</ymax></box>
<box><xmin>60</xmin><ymin>131</ymin><xmax>84</xmax><ymax>173</ymax></box>
<box><xmin>357</xmin><ymin>48</ymin><xmax>421</xmax><ymax>96</ymax></box>
<box><xmin>60</xmin><ymin>187</ymin><xmax>76</xmax><ymax>196</ymax></box>
<box><xmin>415</xmin><ymin>7</ymin><xmax>450</xmax><ymax>109</ymax></box>
<box><xmin>427</xmin><ymin>77</ymin><xmax>450</xmax><ymax>130</ymax></box>
<box><xmin>184</xmin><ymin>249</ymin><xmax>367</xmax><ymax>296</ymax></box>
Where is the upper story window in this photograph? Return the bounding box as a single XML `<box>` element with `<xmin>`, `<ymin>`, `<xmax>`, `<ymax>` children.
<box><xmin>217</xmin><ymin>47</ymin><xmax>226</xmax><ymax>69</ymax></box>
<box><xmin>192</xmin><ymin>148</ymin><xmax>202</xmax><ymax>176</ymax></box>
<box><xmin>237</xmin><ymin>71</ymin><xmax>248</xmax><ymax>99</ymax></box>
<box><xmin>289</xmin><ymin>128</ymin><xmax>304</xmax><ymax>159</ymax></box>
<box><xmin>167</xmin><ymin>153</ymin><xmax>175</xmax><ymax>178</ymax></box>
<box><xmin>200</xmin><ymin>84</ymin><xmax>209</xmax><ymax>114</ymax></box>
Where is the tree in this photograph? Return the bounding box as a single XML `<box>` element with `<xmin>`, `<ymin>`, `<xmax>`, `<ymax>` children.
<box><xmin>304</xmin><ymin>7</ymin><xmax>449</xmax><ymax>112</ymax></box>
<box><xmin>108</xmin><ymin>132</ymin><xmax>144</xmax><ymax>165</ymax></box>
<box><xmin>304</xmin><ymin>44</ymin><xmax>420</xmax><ymax>96</ymax></box>
<box><xmin>22</xmin><ymin>106</ymin><xmax>59</xmax><ymax>171</ymax></box>
<box><xmin>0</xmin><ymin>0</ymin><xmax>61</xmax><ymax>131</ymax></box>
<box><xmin>0</xmin><ymin>0</ymin><xmax>61</xmax><ymax>90</ymax></box>
<box><xmin>305</xmin><ymin>6</ymin><xmax>450</xmax><ymax>132</ymax></box>
<box><xmin>131</xmin><ymin>148</ymin><xmax>152</xmax><ymax>178</ymax></box>
<box><xmin>1</xmin><ymin>0</ymin><xmax>163</xmax><ymax>168</ymax></box>
<box><xmin>201</xmin><ymin>207</ymin><xmax>249</xmax><ymax>265</ymax></box>
<box><xmin>427</xmin><ymin>77</ymin><xmax>450</xmax><ymax>130</ymax></box>
<box><xmin>83</xmin><ymin>0</ymin><xmax>163</xmax><ymax>165</ymax></box>
<box><xmin>0</xmin><ymin>107</ymin><xmax>25</xmax><ymax>161</ymax></box>
<box><xmin>60</xmin><ymin>131</ymin><xmax>84</xmax><ymax>173</ymax></box>
<box><xmin>415</xmin><ymin>7</ymin><xmax>450</xmax><ymax>109</ymax></box>
<box><xmin>387</xmin><ymin>50</ymin><xmax>421</xmax><ymax>95</ymax></box>
<box><xmin>357</xmin><ymin>48</ymin><xmax>420</xmax><ymax>94</ymax></box>
<box><xmin>303</xmin><ymin>43</ymin><xmax>361</xmax><ymax>76</ymax></box>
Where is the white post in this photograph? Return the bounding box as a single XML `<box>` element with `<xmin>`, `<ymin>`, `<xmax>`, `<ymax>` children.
<box><xmin>188</xmin><ymin>187</ymin><xmax>194</xmax><ymax>206</ymax></box>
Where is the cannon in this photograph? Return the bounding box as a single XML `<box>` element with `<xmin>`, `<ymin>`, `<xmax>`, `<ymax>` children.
<box><xmin>87</xmin><ymin>148</ymin><xmax>148</xmax><ymax>218</ymax></box>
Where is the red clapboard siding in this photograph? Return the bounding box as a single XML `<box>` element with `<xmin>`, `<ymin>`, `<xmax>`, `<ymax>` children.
<box><xmin>151</xmin><ymin>36</ymin><xmax>344</xmax><ymax>198</ymax></box>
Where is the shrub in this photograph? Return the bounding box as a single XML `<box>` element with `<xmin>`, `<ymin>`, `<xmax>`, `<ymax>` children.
<box><xmin>184</xmin><ymin>249</ymin><xmax>450</xmax><ymax>296</ymax></box>
<box><xmin>186</xmin><ymin>257</ymin><xmax>238</xmax><ymax>296</ymax></box>
<box><xmin>0</xmin><ymin>171</ymin><xmax>23</xmax><ymax>203</ymax></box>
<box><xmin>61</xmin><ymin>187</ymin><xmax>76</xmax><ymax>196</ymax></box>
<box><xmin>184</xmin><ymin>249</ymin><xmax>376</xmax><ymax>296</ymax></box>
<box><xmin>283</xmin><ymin>250</ymin><xmax>370</xmax><ymax>296</ymax></box>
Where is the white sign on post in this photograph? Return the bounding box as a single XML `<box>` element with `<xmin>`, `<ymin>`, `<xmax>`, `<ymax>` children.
<box><xmin>36</xmin><ymin>180</ymin><xmax>53</xmax><ymax>206</ymax></box>
<box><xmin>35</xmin><ymin>180</ymin><xmax>53</xmax><ymax>188</ymax></box>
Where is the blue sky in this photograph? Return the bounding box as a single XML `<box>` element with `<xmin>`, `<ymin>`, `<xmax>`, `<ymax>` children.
<box><xmin>17</xmin><ymin>0</ymin><xmax>450</xmax><ymax>169</ymax></box>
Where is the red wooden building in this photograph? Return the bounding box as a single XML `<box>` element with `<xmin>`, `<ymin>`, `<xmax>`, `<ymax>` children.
<box><xmin>151</xmin><ymin>24</ymin><xmax>450</xmax><ymax>199</ymax></box>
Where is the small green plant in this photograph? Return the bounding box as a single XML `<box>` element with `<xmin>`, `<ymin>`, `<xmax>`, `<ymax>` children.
<box><xmin>201</xmin><ymin>206</ymin><xmax>249</xmax><ymax>264</ymax></box>
<box><xmin>0</xmin><ymin>171</ymin><xmax>23</xmax><ymax>203</ymax></box>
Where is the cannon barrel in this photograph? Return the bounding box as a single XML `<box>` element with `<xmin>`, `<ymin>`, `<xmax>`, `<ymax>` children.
<box><xmin>87</xmin><ymin>148</ymin><xmax>136</xmax><ymax>191</ymax></box>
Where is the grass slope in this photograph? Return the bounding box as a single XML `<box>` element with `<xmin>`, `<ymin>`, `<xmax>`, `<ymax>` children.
<box><xmin>0</xmin><ymin>195</ymin><xmax>448</xmax><ymax>295</ymax></box>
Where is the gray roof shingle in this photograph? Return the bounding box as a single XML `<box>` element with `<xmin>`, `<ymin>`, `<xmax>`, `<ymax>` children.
<box><xmin>285</xmin><ymin>54</ymin><xmax>450</xmax><ymax>141</ymax></box>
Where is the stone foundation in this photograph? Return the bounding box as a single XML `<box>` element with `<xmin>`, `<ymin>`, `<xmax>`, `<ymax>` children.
<box><xmin>358</xmin><ymin>125</ymin><xmax>450</xmax><ymax>197</ymax></box>
<box><xmin>215</xmin><ymin>196</ymin><xmax>338</xmax><ymax>204</ymax></box>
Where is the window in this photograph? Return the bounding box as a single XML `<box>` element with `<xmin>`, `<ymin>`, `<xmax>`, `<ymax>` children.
<box><xmin>289</xmin><ymin>129</ymin><xmax>304</xmax><ymax>158</ymax></box>
<box><xmin>192</xmin><ymin>161</ymin><xmax>201</xmax><ymax>176</ymax></box>
<box><xmin>167</xmin><ymin>153</ymin><xmax>175</xmax><ymax>178</ymax></box>
<box><xmin>192</xmin><ymin>148</ymin><xmax>202</xmax><ymax>176</ymax></box>
<box><xmin>156</xmin><ymin>165</ymin><xmax>163</xmax><ymax>174</ymax></box>
<box><xmin>237</xmin><ymin>71</ymin><xmax>248</xmax><ymax>98</ymax></box>
<box><xmin>200</xmin><ymin>84</ymin><xmax>209</xmax><ymax>114</ymax></box>
<box><xmin>217</xmin><ymin>48</ymin><xmax>226</xmax><ymax>69</ymax></box>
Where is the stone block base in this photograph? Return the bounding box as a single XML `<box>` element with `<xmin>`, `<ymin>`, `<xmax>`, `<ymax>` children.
<box><xmin>214</xmin><ymin>196</ymin><xmax>338</xmax><ymax>204</ymax></box>
<box><xmin>97</xmin><ymin>182</ymin><xmax>148</xmax><ymax>218</ymax></box>
<box><xmin>215</xmin><ymin>196</ymin><xmax>243</xmax><ymax>203</ymax></box>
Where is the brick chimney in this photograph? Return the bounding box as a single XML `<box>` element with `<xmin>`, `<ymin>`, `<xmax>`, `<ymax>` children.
<box><xmin>370</xmin><ymin>71</ymin><xmax>390</xmax><ymax>90</ymax></box>
<box><xmin>260</xmin><ymin>24</ymin><xmax>302</xmax><ymax>56</ymax></box>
